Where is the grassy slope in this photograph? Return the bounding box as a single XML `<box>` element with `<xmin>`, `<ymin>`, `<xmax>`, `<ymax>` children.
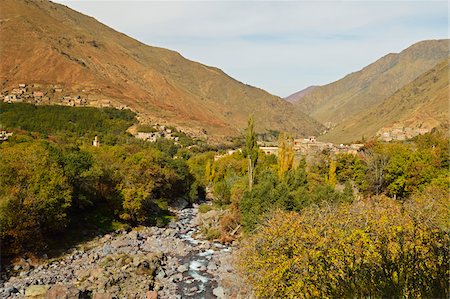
<box><xmin>294</xmin><ymin>40</ymin><xmax>449</xmax><ymax>125</ymax></box>
<box><xmin>319</xmin><ymin>59</ymin><xmax>449</xmax><ymax>143</ymax></box>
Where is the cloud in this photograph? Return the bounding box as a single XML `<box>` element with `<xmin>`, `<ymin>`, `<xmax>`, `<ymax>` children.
<box><xmin>56</xmin><ymin>0</ymin><xmax>448</xmax><ymax>96</ymax></box>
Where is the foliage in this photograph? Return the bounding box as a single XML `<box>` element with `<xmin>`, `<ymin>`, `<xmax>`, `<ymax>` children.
<box><xmin>0</xmin><ymin>103</ymin><xmax>136</xmax><ymax>144</ymax></box>
<box><xmin>0</xmin><ymin>142</ymin><xmax>72</xmax><ymax>254</ymax></box>
<box><xmin>243</xmin><ymin>116</ymin><xmax>259</xmax><ymax>190</ymax></box>
<box><xmin>239</xmin><ymin>189</ymin><xmax>449</xmax><ymax>298</ymax></box>
<box><xmin>0</xmin><ymin>137</ymin><xmax>196</xmax><ymax>255</ymax></box>
<box><xmin>277</xmin><ymin>133</ymin><xmax>294</xmax><ymax>179</ymax></box>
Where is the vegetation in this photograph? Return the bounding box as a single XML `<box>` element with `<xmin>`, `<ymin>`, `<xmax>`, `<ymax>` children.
<box><xmin>185</xmin><ymin>119</ymin><xmax>449</xmax><ymax>296</ymax></box>
<box><xmin>1</xmin><ymin>102</ymin><xmax>447</xmax><ymax>296</ymax></box>
<box><xmin>239</xmin><ymin>189</ymin><xmax>449</xmax><ymax>298</ymax></box>
<box><xmin>0</xmin><ymin>102</ymin><xmax>137</xmax><ymax>144</ymax></box>
<box><xmin>0</xmin><ymin>104</ymin><xmax>195</xmax><ymax>256</ymax></box>
<box><xmin>243</xmin><ymin>116</ymin><xmax>259</xmax><ymax>190</ymax></box>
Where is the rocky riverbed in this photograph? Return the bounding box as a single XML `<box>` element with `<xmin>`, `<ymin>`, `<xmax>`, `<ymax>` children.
<box><xmin>0</xmin><ymin>204</ymin><xmax>251</xmax><ymax>298</ymax></box>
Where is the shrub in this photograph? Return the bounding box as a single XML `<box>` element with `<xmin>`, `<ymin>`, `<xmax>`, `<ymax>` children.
<box><xmin>0</xmin><ymin>142</ymin><xmax>72</xmax><ymax>254</ymax></box>
<box><xmin>239</xmin><ymin>191</ymin><xmax>449</xmax><ymax>298</ymax></box>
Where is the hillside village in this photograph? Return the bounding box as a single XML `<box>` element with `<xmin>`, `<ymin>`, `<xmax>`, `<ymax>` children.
<box><xmin>1</xmin><ymin>83</ymin><xmax>133</xmax><ymax>110</ymax></box>
<box><xmin>377</xmin><ymin>126</ymin><xmax>430</xmax><ymax>141</ymax></box>
<box><xmin>2</xmin><ymin>83</ymin><xmax>433</xmax><ymax>148</ymax></box>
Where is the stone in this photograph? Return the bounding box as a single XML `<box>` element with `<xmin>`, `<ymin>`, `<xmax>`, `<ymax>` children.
<box><xmin>155</xmin><ymin>269</ymin><xmax>165</xmax><ymax>280</ymax></box>
<box><xmin>24</xmin><ymin>285</ymin><xmax>50</xmax><ymax>298</ymax></box>
<box><xmin>102</xmin><ymin>244</ymin><xmax>112</xmax><ymax>255</ymax></box>
<box><xmin>170</xmin><ymin>197</ymin><xmax>189</xmax><ymax>210</ymax></box>
<box><xmin>176</xmin><ymin>264</ymin><xmax>189</xmax><ymax>273</ymax></box>
<box><xmin>146</xmin><ymin>290</ymin><xmax>158</xmax><ymax>299</ymax></box>
<box><xmin>213</xmin><ymin>287</ymin><xmax>225</xmax><ymax>299</ymax></box>
<box><xmin>207</xmin><ymin>261</ymin><xmax>217</xmax><ymax>271</ymax></box>
<box><xmin>45</xmin><ymin>285</ymin><xmax>80</xmax><ymax>299</ymax></box>
<box><xmin>92</xmin><ymin>293</ymin><xmax>113</xmax><ymax>299</ymax></box>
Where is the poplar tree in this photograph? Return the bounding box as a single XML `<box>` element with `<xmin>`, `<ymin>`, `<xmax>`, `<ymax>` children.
<box><xmin>278</xmin><ymin>132</ymin><xmax>295</xmax><ymax>178</ymax></box>
<box><xmin>244</xmin><ymin>116</ymin><xmax>258</xmax><ymax>191</ymax></box>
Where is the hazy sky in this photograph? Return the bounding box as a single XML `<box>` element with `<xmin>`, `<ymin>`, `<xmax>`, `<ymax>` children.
<box><xmin>55</xmin><ymin>1</ymin><xmax>448</xmax><ymax>97</ymax></box>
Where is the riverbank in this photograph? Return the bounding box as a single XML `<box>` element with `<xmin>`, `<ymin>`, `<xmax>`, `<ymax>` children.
<box><xmin>0</xmin><ymin>204</ymin><xmax>251</xmax><ymax>298</ymax></box>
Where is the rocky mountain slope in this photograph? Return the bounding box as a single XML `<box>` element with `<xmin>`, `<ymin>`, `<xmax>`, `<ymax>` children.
<box><xmin>285</xmin><ymin>86</ymin><xmax>318</xmax><ymax>103</ymax></box>
<box><xmin>319</xmin><ymin>58</ymin><xmax>449</xmax><ymax>143</ymax></box>
<box><xmin>0</xmin><ymin>0</ymin><xmax>322</xmax><ymax>138</ymax></box>
<box><xmin>294</xmin><ymin>39</ymin><xmax>449</xmax><ymax>126</ymax></box>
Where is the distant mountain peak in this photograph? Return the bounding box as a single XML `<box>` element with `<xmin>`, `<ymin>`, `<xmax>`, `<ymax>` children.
<box><xmin>285</xmin><ymin>86</ymin><xmax>319</xmax><ymax>103</ymax></box>
<box><xmin>293</xmin><ymin>39</ymin><xmax>449</xmax><ymax>130</ymax></box>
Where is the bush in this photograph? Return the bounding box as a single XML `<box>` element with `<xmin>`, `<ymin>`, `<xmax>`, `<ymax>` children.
<box><xmin>239</xmin><ymin>191</ymin><xmax>449</xmax><ymax>298</ymax></box>
<box><xmin>0</xmin><ymin>142</ymin><xmax>72</xmax><ymax>254</ymax></box>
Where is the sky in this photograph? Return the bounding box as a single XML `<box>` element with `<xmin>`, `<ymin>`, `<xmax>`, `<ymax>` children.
<box><xmin>55</xmin><ymin>1</ymin><xmax>448</xmax><ymax>97</ymax></box>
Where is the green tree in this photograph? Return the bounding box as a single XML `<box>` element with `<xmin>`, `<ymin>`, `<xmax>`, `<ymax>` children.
<box><xmin>0</xmin><ymin>142</ymin><xmax>72</xmax><ymax>254</ymax></box>
<box><xmin>243</xmin><ymin>116</ymin><xmax>259</xmax><ymax>191</ymax></box>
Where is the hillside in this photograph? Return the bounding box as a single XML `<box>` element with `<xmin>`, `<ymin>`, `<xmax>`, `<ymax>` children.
<box><xmin>0</xmin><ymin>0</ymin><xmax>323</xmax><ymax>138</ymax></box>
<box><xmin>285</xmin><ymin>86</ymin><xmax>318</xmax><ymax>103</ymax></box>
<box><xmin>319</xmin><ymin>58</ymin><xmax>449</xmax><ymax>143</ymax></box>
<box><xmin>294</xmin><ymin>39</ymin><xmax>449</xmax><ymax>125</ymax></box>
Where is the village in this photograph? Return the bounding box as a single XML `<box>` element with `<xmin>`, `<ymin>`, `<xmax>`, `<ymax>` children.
<box><xmin>1</xmin><ymin>83</ymin><xmax>134</xmax><ymax>110</ymax></box>
<box><xmin>1</xmin><ymin>83</ymin><xmax>432</xmax><ymax>150</ymax></box>
<box><xmin>377</xmin><ymin>126</ymin><xmax>430</xmax><ymax>141</ymax></box>
<box><xmin>2</xmin><ymin>83</ymin><xmax>88</xmax><ymax>107</ymax></box>
<box><xmin>214</xmin><ymin>136</ymin><xmax>365</xmax><ymax>161</ymax></box>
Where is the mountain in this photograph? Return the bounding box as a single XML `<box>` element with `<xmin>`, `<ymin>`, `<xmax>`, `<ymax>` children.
<box><xmin>319</xmin><ymin>58</ymin><xmax>449</xmax><ymax>143</ymax></box>
<box><xmin>0</xmin><ymin>0</ymin><xmax>323</xmax><ymax>139</ymax></box>
<box><xmin>285</xmin><ymin>86</ymin><xmax>318</xmax><ymax>103</ymax></box>
<box><xmin>294</xmin><ymin>39</ymin><xmax>449</xmax><ymax>126</ymax></box>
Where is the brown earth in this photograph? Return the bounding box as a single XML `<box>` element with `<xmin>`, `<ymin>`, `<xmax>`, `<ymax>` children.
<box><xmin>0</xmin><ymin>0</ymin><xmax>323</xmax><ymax>139</ymax></box>
<box><xmin>293</xmin><ymin>39</ymin><xmax>449</xmax><ymax>127</ymax></box>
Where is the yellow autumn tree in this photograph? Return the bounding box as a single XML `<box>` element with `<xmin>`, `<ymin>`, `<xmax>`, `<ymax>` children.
<box><xmin>277</xmin><ymin>132</ymin><xmax>295</xmax><ymax>179</ymax></box>
<box><xmin>238</xmin><ymin>188</ymin><xmax>449</xmax><ymax>298</ymax></box>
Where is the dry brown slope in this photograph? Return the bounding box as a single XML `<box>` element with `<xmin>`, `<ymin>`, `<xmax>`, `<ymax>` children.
<box><xmin>295</xmin><ymin>39</ymin><xmax>449</xmax><ymax>125</ymax></box>
<box><xmin>285</xmin><ymin>86</ymin><xmax>318</xmax><ymax>103</ymax></box>
<box><xmin>0</xmin><ymin>0</ymin><xmax>323</xmax><ymax>137</ymax></box>
<box><xmin>318</xmin><ymin>59</ymin><xmax>449</xmax><ymax>143</ymax></box>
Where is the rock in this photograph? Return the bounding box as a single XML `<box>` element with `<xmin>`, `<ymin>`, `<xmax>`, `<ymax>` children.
<box><xmin>170</xmin><ymin>273</ymin><xmax>183</xmax><ymax>282</ymax></box>
<box><xmin>45</xmin><ymin>285</ymin><xmax>80</xmax><ymax>299</ymax></box>
<box><xmin>155</xmin><ymin>269</ymin><xmax>165</xmax><ymax>280</ymax></box>
<box><xmin>207</xmin><ymin>261</ymin><xmax>217</xmax><ymax>271</ymax></box>
<box><xmin>171</xmin><ymin>197</ymin><xmax>189</xmax><ymax>209</ymax></box>
<box><xmin>92</xmin><ymin>293</ymin><xmax>113</xmax><ymax>299</ymax></box>
<box><xmin>24</xmin><ymin>285</ymin><xmax>50</xmax><ymax>298</ymax></box>
<box><xmin>176</xmin><ymin>264</ymin><xmax>189</xmax><ymax>273</ymax></box>
<box><xmin>146</xmin><ymin>290</ymin><xmax>158</xmax><ymax>299</ymax></box>
<box><xmin>3</xmin><ymin>287</ymin><xmax>19</xmax><ymax>297</ymax></box>
<box><xmin>13</xmin><ymin>265</ymin><xmax>22</xmax><ymax>271</ymax></box>
<box><xmin>213</xmin><ymin>287</ymin><xmax>225</xmax><ymax>298</ymax></box>
<box><xmin>102</xmin><ymin>244</ymin><xmax>112</xmax><ymax>255</ymax></box>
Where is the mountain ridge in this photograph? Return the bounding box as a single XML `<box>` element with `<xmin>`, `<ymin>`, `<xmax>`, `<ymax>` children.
<box><xmin>294</xmin><ymin>39</ymin><xmax>449</xmax><ymax>127</ymax></box>
<box><xmin>285</xmin><ymin>86</ymin><xmax>318</xmax><ymax>103</ymax></box>
<box><xmin>319</xmin><ymin>58</ymin><xmax>449</xmax><ymax>143</ymax></box>
<box><xmin>0</xmin><ymin>0</ymin><xmax>323</xmax><ymax>139</ymax></box>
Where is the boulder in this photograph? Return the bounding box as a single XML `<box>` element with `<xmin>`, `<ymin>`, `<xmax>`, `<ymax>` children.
<box><xmin>45</xmin><ymin>285</ymin><xmax>80</xmax><ymax>299</ymax></box>
<box><xmin>170</xmin><ymin>197</ymin><xmax>189</xmax><ymax>209</ymax></box>
<box><xmin>146</xmin><ymin>290</ymin><xmax>158</xmax><ymax>299</ymax></box>
<box><xmin>213</xmin><ymin>287</ymin><xmax>226</xmax><ymax>299</ymax></box>
<box><xmin>177</xmin><ymin>264</ymin><xmax>189</xmax><ymax>273</ymax></box>
<box><xmin>24</xmin><ymin>285</ymin><xmax>50</xmax><ymax>298</ymax></box>
<box><xmin>92</xmin><ymin>292</ymin><xmax>113</xmax><ymax>299</ymax></box>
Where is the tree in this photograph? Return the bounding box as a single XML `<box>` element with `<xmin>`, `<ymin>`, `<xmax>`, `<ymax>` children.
<box><xmin>277</xmin><ymin>132</ymin><xmax>294</xmax><ymax>179</ymax></box>
<box><xmin>243</xmin><ymin>116</ymin><xmax>259</xmax><ymax>191</ymax></box>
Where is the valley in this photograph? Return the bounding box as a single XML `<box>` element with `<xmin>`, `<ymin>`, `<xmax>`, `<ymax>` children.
<box><xmin>0</xmin><ymin>0</ymin><xmax>448</xmax><ymax>298</ymax></box>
